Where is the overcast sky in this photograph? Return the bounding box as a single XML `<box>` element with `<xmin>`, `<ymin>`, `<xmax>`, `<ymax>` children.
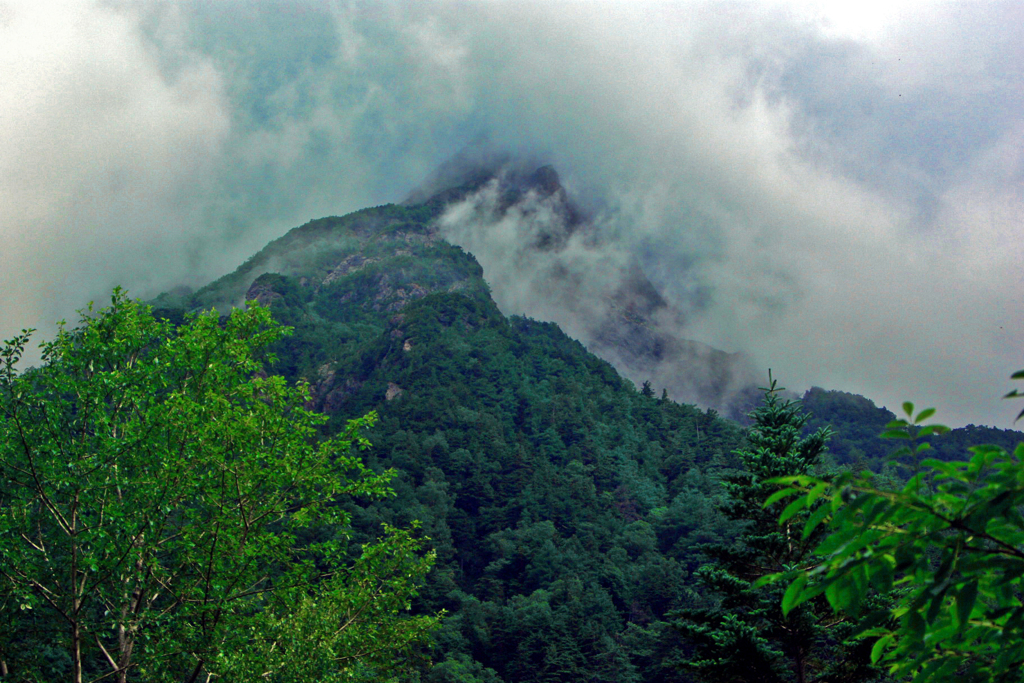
<box><xmin>2</xmin><ymin>0</ymin><xmax>1022</xmax><ymax>427</ymax></box>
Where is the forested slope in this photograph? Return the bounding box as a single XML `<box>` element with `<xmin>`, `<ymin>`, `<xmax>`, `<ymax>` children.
<box><xmin>150</xmin><ymin>194</ymin><xmax>753</xmax><ymax>682</ymax></box>
<box><xmin>802</xmin><ymin>387</ymin><xmax>1024</xmax><ymax>471</ymax></box>
<box><xmin>149</xmin><ymin>176</ymin><xmax>1022</xmax><ymax>682</ymax></box>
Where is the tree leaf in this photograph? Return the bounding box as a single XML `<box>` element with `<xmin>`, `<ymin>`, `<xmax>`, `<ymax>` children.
<box><xmin>956</xmin><ymin>580</ymin><xmax>978</xmax><ymax>629</ymax></box>
<box><xmin>806</xmin><ymin>481</ymin><xmax>830</xmax><ymax>507</ymax></box>
<box><xmin>803</xmin><ymin>502</ymin><xmax>832</xmax><ymax>540</ymax></box>
<box><xmin>782</xmin><ymin>573</ymin><xmax>808</xmax><ymax>617</ymax></box>
<box><xmin>753</xmin><ymin>573</ymin><xmax>783</xmax><ymax>588</ymax></box>
<box><xmin>825</xmin><ymin>575</ymin><xmax>857</xmax><ymax>612</ymax></box>
<box><xmin>763</xmin><ymin>487</ymin><xmax>802</xmax><ymax>508</ymax></box>
<box><xmin>779</xmin><ymin>496</ymin><xmax>808</xmax><ymax>524</ymax></box>
<box><xmin>871</xmin><ymin>633</ymin><xmax>894</xmax><ymax>664</ymax></box>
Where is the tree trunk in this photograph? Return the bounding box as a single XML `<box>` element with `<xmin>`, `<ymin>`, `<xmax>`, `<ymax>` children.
<box><xmin>72</xmin><ymin>621</ymin><xmax>83</xmax><ymax>683</ymax></box>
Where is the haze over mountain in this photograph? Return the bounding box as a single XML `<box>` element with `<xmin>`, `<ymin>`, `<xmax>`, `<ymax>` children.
<box><xmin>412</xmin><ymin>152</ymin><xmax>759</xmax><ymax>411</ymax></box>
<box><xmin>2</xmin><ymin>0</ymin><xmax>1022</xmax><ymax>427</ymax></box>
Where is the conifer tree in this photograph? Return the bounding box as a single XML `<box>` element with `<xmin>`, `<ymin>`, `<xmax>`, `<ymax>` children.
<box><xmin>672</xmin><ymin>374</ymin><xmax>883</xmax><ymax>683</ymax></box>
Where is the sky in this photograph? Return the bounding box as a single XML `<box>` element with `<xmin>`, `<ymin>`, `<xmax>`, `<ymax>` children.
<box><xmin>1</xmin><ymin>0</ymin><xmax>1022</xmax><ymax>428</ymax></box>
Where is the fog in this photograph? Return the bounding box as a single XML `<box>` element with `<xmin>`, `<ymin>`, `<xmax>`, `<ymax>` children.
<box><xmin>1</xmin><ymin>0</ymin><xmax>1021</xmax><ymax>427</ymax></box>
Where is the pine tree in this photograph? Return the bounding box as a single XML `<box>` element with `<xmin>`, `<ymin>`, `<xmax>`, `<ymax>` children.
<box><xmin>672</xmin><ymin>373</ymin><xmax>884</xmax><ymax>683</ymax></box>
<box><xmin>642</xmin><ymin>380</ymin><xmax>656</xmax><ymax>398</ymax></box>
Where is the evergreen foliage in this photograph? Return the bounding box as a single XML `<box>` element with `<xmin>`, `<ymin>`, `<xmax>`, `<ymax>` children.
<box><xmin>673</xmin><ymin>375</ymin><xmax>884</xmax><ymax>683</ymax></box>
<box><xmin>332</xmin><ymin>297</ymin><xmax>746</xmax><ymax>683</ymax></box>
<box><xmin>143</xmin><ymin>192</ymin><xmax>760</xmax><ymax>682</ymax></box>
<box><xmin>141</xmin><ymin>189</ymin><xmax>1021</xmax><ymax>682</ymax></box>
<box><xmin>801</xmin><ymin>388</ymin><xmax>1024</xmax><ymax>471</ymax></box>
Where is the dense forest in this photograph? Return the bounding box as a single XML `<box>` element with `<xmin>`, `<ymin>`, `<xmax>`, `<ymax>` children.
<box><xmin>3</xmin><ymin>170</ymin><xmax>1023</xmax><ymax>681</ymax></box>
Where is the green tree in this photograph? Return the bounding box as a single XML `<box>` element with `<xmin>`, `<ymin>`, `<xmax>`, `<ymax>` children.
<box><xmin>770</xmin><ymin>383</ymin><xmax>1024</xmax><ymax>683</ymax></box>
<box><xmin>641</xmin><ymin>381</ymin><xmax>656</xmax><ymax>398</ymax></box>
<box><xmin>0</xmin><ymin>290</ymin><xmax>438</xmax><ymax>682</ymax></box>
<box><xmin>673</xmin><ymin>374</ymin><xmax>881</xmax><ymax>683</ymax></box>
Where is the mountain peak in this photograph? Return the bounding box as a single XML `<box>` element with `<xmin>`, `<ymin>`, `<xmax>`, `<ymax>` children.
<box><xmin>404</xmin><ymin>148</ymin><xmax>582</xmax><ymax>218</ymax></box>
<box><xmin>417</xmin><ymin>153</ymin><xmax>758</xmax><ymax>411</ymax></box>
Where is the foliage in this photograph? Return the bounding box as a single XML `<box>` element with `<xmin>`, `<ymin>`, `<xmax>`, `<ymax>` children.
<box><xmin>242</xmin><ymin>279</ymin><xmax>749</xmax><ymax>681</ymax></box>
<box><xmin>0</xmin><ymin>290</ymin><xmax>438</xmax><ymax>682</ymax></box>
<box><xmin>673</xmin><ymin>374</ymin><xmax>884</xmax><ymax>683</ymax></box>
<box><xmin>768</xmin><ymin>384</ymin><xmax>1024</xmax><ymax>683</ymax></box>
<box><xmin>332</xmin><ymin>296</ymin><xmax>746</xmax><ymax>683</ymax></box>
<box><xmin>155</xmin><ymin>214</ymin><xmax>753</xmax><ymax>682</ymax></box>
<box><xmin>168</xmin><ymin>203</ymin><xmax>489</xmax><ymax>316</ymax></box>
<box><xmin>801</xmin><ymin>388</ymin><xmax>899</xmax><ymax>469</ymax></box>
<box><xmin>144</xmin><ymin>186</ymin><xmax>1022</xmax><ymax>682</ymax></box>
<box><xmin>801</xmin><ymin>387</ymin><xmax>1024</xmax><ymax>471</ymax></box>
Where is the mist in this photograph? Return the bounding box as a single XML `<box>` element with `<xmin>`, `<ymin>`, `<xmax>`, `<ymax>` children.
<box><xmin>1</xmin><ymin>0</ymin><xmax>1021</xmax><ymax>427</ymax></box>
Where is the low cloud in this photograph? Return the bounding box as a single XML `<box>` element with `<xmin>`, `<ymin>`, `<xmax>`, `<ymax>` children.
<box><xmin>2</xmin><ymin>0</ymin><xmax>1021</xmax><ymax>426</ymax></box>
<box><xmin>0</xmin><ymin>0</ymin><xmax>229</xmax><ymax>353</ymax></box>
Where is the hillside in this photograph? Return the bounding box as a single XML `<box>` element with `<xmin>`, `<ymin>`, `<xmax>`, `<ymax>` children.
<box><xmin>149</xmin><ymin>164</ymin><xmax>1023</xmax><ymax>682</ymax></box>
<box><xmin>802</xmin><ymin>387</ymin><xmax>1024</xmax><ymax>471</ymax></box>
<box><xmin>152</xmin><ymin>175</ymin><xmax>753</xmax><ymax>682</ymax></box>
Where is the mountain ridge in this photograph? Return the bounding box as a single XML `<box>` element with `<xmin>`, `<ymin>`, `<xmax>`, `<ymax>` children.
<box><xmin>143</xmin><ymin>161</ymin><xmax>1024</xmax><ymax>683</ymax></box>
<box><xmin>155</xmin><ymin>160</ymin><xmax>755</xmax><ymax>413</ymax></box>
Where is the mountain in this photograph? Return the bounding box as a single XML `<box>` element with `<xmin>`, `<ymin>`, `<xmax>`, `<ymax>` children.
<box><xmin>802</xmin><ymin>386</ymin><xmax>1024</xmax><ymax>471</ymax></box>
<box><xmin>150</xmin><ymin>167</ymin><xmax>755</xmax><ymax>682</ymax></box>
<box><xmin>149</xmin><ymin>160</ymin><xmax>1022</xmax><ymax>682</ymax></box>
<box><xmin>414</xmin><ymin>154</ymin><xmax>760</xmax><ymax>414</ymax></box>
<box><xmin>156</xmin><ymin>157</ymin><xmax>756</xmax><ymax>415</ymax></box>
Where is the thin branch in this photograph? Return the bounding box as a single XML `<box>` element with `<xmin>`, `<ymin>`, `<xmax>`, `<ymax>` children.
<box><xmin>93</xmin><ymin>633</ymin><xmax>118</xmax><ymax>672</ymax></box>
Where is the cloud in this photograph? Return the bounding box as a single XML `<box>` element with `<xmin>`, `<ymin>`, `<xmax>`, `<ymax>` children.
<box><xmin>0</xmin><ymin>0</ymin><xmax>229</xmax><ymax>353</ymax></box>
<box><xmin>436</xmin><ymin>169</ymin><xmax>630</xmax><ymax>335</ymax></box>
<box><xmin>2</xmin><ymin>0</ymin><xmax>1021</xmax><ymax>427</ymax></box>
<box><xmin>405</xmin><ymin>1</ymin><xmax>1023</xmax><ymax>426</ymax></box>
